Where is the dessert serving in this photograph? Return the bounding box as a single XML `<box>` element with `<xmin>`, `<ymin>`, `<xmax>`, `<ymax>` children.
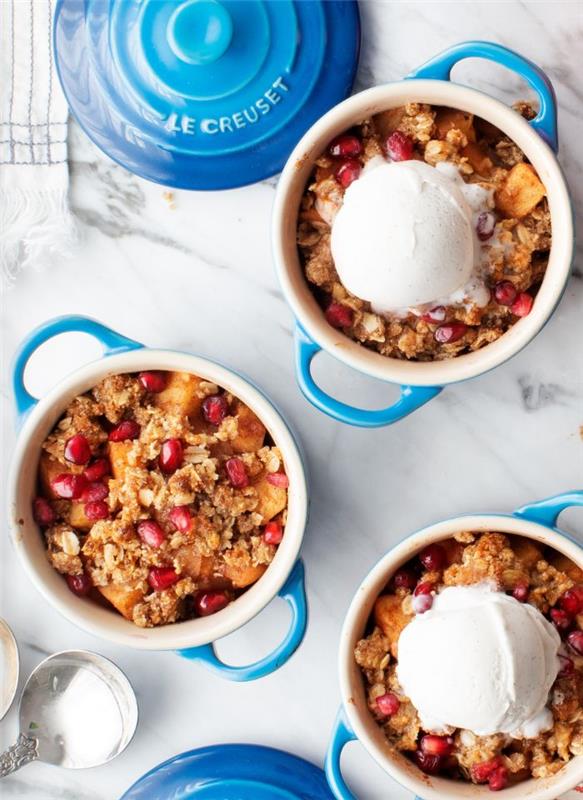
<box><xmin>355</xmin><ymin>531</ymin><xmax>583</xmax><ymax>792</ymax></box>
<box><xmin>33</xmin><ymin>370</ymin><xmax>289</xmax><ymax>629</ymax></box>
<box><xmin>276</xmin><ymin>41</ymin><xmax>572</xmax><ymax>428</ymax></box>
<box><xmin>297</xmin><ymin>102</ymin><xmax>551</xmax><ymax>361</ymax></box>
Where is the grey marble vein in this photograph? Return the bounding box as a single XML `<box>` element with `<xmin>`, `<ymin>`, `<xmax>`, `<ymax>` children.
<box><xmin>0</xmin><ymin>777</ymin><xmax>104</xmax><ymax>800</ymax></box>
<box><xmin>519</xmin><ymin>376</ymin><xmax>574</xmax><ymax>411</ymax></box>
<box><xmin>73</xmin><ymin>206</ymin><xmax>193</xmax><ymax>255</ymax></box>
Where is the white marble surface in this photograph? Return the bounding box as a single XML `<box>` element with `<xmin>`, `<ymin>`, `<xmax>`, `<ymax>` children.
<box><xmin>1</xmin><ymin>2</ymin><xmax>583</xmax><ymax>798</ymax></box>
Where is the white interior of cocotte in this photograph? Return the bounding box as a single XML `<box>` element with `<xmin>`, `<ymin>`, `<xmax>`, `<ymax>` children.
<box><xmin>338</xmin><ymin>515</ymin><xmax>583</xmax><ymax>799</ymax></box>
<box><xmin>273</xmin><ymin>80</ymin><xmax>573</xmax><ymax>388</ymax></box>
<box><xmin>9</xmin><ymin>350</ymin><xmax>308</xmax><ymax>651</ymax></box>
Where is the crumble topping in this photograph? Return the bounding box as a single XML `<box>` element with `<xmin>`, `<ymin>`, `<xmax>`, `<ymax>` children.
<box><xmin>36</xmin><ymin>371</ymin><xmax>289</xmax><ymax>627</ymax></box>
<box><xmin>355</xmin><ymin>532</ymin><xmax>583</xmax><ymax>788</ymax></box>
<box><xmin>297</xmin><ymin>102</ymin><xmax>551</xmax><ymax>361</ymax></box>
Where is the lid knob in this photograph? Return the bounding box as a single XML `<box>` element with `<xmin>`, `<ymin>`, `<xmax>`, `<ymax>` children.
<box><xmin>167</xmin><ymin>0</ymin><xmax>233</xmax><ymax>66</ymax></box>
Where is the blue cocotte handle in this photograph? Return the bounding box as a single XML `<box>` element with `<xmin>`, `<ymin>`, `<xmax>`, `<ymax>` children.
<box><xmin>326</xmin><ymin>711</ymin><xmax>424</xmax><ymax>800</ymax></box>
<box><xmin>408</xmin><ymin>40</ymin><xmax>558</xmax><ymax>152</ymax></box>
<box><xmin>12</xmin><ymin>315</ymin><xmax>143</xmax><ymax>424</ymax></box>
<box><xmin>514</xmin><ymin>491</ymin><xmax>583</xmax><ymax>528</ymax></box>
<box><xmin>178</xmin><ymin>559</ymin><xmax>307</xmax><ymax>681</ymax></box>
<box><xmin>295</xmin><ymin>326</ymin><xmax>441</xmax><ymax>428</ymax></box>
<box><xmin>325</xmin><ymin>710</ymin><xmax>358</xmax><ymax>800</ymax></box>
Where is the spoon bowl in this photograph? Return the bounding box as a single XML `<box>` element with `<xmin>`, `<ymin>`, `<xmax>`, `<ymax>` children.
<box><xmin>1</xmin><ymin>650</ymin><xmax>138</xmax><ymax>777</ymax></box>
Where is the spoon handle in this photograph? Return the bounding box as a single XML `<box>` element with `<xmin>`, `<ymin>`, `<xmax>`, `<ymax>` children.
<box><xmin>0</xmin><ymin>733</ymin><xmax>38</xmax><ymax>777</ymax></box>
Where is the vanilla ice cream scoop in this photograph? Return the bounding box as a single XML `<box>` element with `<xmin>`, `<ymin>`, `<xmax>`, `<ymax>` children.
<box><xmin>396</xmin><ymin>583</ymin><xmax>561</xmax><ymax>738</ymax></box>
<box><xmin>330</xmin><ymin>160</ymin><xmax>476</xmax><ymax>311</ymax></box>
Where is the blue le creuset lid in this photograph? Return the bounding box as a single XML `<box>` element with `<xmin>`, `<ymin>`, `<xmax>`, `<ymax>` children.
<box><xmin>54</xmin><ymin>0</ymin><xmax>360</xmax><ymax>190</ymax></box>
<box><xmin>119</xmin><ymin>744</ymin><xmax>335</xmax><ymax>799</ymax></box>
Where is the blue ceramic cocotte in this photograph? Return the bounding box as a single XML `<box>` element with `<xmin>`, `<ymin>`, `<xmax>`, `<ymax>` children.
<box><xmin>325</xmin><ymin>491</ymin><xmax>583</xmax><ymax>799</ymax></box>
<box><xmin>9</xmin><ymin>316</ymin><xmax>309</xmax><ymax>682</ymax></box>
<box><xmin>53</xmin><ymin>0</ymin><xmax>360</xmax><ymax>190</ymax></box>
<box><xmin>273</xmin><ymin>41</ymin><xmax>574</xmax><ymax>428</ymax></box>
<box><xmin>120</xmin><ymin>744</ymin><xmax>335</xmax><ymax>800</ymax></box>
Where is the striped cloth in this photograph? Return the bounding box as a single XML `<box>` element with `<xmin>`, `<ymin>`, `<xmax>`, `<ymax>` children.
<box><xmin>0</xmin><ymin>0</ymin><xmax>75</xmax><ymax>283</ymax></box>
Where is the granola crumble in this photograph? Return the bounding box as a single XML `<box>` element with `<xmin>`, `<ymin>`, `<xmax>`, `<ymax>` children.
<box><xmin>355</xmin><ymin>532</ymin><xmax>583</xmax><ymax>788</ymax></box>
<box><xmin>36</xmin><ymin>371</ymin><xmax>289</xmax><ymax>627</ymax></box>
<box><xmin>297</xmin><ymin>103</ymin><xmax>551</xmax><ymax>361</ymax></box>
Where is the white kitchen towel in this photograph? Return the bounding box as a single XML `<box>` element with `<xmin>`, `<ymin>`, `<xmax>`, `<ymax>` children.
<box><xmin>0</xmin><ymin>0</ymin><xmax>75</xmax><ymax>283</ymax></box>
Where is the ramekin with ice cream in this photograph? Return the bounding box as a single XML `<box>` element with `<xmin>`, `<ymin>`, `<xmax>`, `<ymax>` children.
<box><xmin>272</xmin><ymin>41</ymin><xmax>573</xmax><ymax>428</ymax></box>
<box><xmin>325</xmin><ymin>492</ymin><xmax>583</xmax><ymax>799</ymax></box>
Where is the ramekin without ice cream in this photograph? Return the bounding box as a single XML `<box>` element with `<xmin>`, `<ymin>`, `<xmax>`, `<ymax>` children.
<box><xmin>272</xmin><ymin>41</ymin><xmax>574</xmax><ymax>428</ymax></box>
<box><xmin>326</xmin><ymin>492</ymin><xmax>583</xmax><ymax>800</ymax></box>
<box><xmin>8</xmin><ymin>316</ymin><xmax>309</xmax><ymax>682</ymax></box>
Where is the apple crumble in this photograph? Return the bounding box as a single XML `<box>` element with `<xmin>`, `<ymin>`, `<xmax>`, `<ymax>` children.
<box><xmin>34</xmin><ymin>371</ymin><xmax>289</xmax><ymax>628</ymax></box>
<box><xmin>297</xmin><ymin>102</ymin><xmax>551</xmax><ymax>360</ymax></box>
<box><xmin>355</xmin><ymin>532</ymin><xmax>583</xmax><ymax>791</ymax></box>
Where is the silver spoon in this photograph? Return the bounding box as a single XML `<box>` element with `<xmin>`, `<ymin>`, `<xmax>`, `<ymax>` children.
<box><xmin>0</xmin><ymin>650</ymin><xmax>138</xmax><ymax>777</ymax></box>
<box><xmin>0</xmin><ymin>619</ymin><xmax>19</xmax><ymax>721</ymax></box>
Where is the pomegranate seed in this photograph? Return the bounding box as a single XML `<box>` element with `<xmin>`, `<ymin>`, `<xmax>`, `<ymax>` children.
<box><xmin>386</xmin><ymin>131</ymin><xmax>414</xmax><ymax>161</ymax></box>
<box><xmin>109</xmin><ymin>420</ymin><xmax>140</xmax><ymax>442</ymax></box>
<box><xmin>168</xmin><ymin>506</ymin><xmax>192</xmax><ymax>533</ymax></box>
<box><xmin>512</xmin><ymin>583</ymin><xmax>529</xmax><ymax>602</ymax></box>
<box><xmin>510</xmin><ymin>292</ymin><xmax>533</xmax><ymax>317</ymax></box>
<box><xmin>84</xmin><ymin>458</ymin><xmax>110</xmax><ymax>481</ymax></box>
<box><xmin>194</xmin><ymin>591</ymin><xmax>230</xmax><ymax>617</ymax></box>
<box><xmin>488</xmin><ymin>767</ymin><xmax>509</xmax><ymax>792</ymax></box>
<box><xmin>441</xmin><ymin>755</ymin><xmax>459</xmax><ymax>775</ymax></box>
<box><xmin>336</xmin><ymin>159</ymin><xmax>361</xmax><ymax>188</ymax></box>
<box><xmin>64</xmin><ymin>433</ymin><xmax>92</xmax><ymax>465</ymax></box>
<box><xmin>551</xmin><ymin>607</ymin><xmax>572</xmax><ymax>632</ymax></box>
<box><xmin>66</xmin><ymin>573</ymin><xmax>91</xmax><ymax>596</ymax></box>
<box><xmin>421</xmin><ymin>735</ymin><xmax>454</xmax><ymax>757</ymax></box>
<box><xmin>559</xmin><ymin>654</ymin><xmax>575</xmax><ymax>677</ymax></box>
<box><xmin>138</xmin><ymin>520</ymin><xmax>166</xmax><ymax>549</ymax></box>
<box><xmin>264</xmin><ymin>521</ymin><xmax>283</xmax><ymax>545</ymax></box>
<box><xmin>202</xmin><ymin>394</ymin><xmax>229</xmax><ymax>426</ymax></box>
<box><xmin>33</xmin><ymin>497</ymin><xmax>56</xmax><ymax>527</ymax></box>
<box><xmin>81</xmin><ymin>482</ymin><xmax>108</xmax><ymax>503</ymax></box>
<box><xmin>412</xmin><ymin>592</ymin><xmax>434</xmax><ymax>614</ymax></box>
<box><xmin>419</xmin><ymin>543</ymin><xmax>447</xmax><ymax>571</ymax></box>
<box><xmin>476</xmin><ymin>211</ymin><xmax>496</xmax><ymax>241</ymax></box>
<box><xmin>376</xmin><ymin>693</ymin><xmax>400</xmax><ymax>716</ymax></box>
<box><xmin>560</xmin><ymin>587</ymin><xmax>583</xmax><ymax>616</ymax></box>
<box><xmin>472</xmin><ymin>757</ymin><xmax>503</xmax><ymax>784</ymax></box>
<box><xmin>51</xmin><ymin>473</ymin><xmax>88</xmax><ymax>500</ymax></box>
<box><xmin>325</xmin><ymin>302</ymin><xmax>353</xmax><ymax>329</ymax></box>
<box><xmin>148</xmin><ymin>567</ymin><xmax>179</xmax><ymax>591</ymax></box>
<box><xmin>413</xmin><ymin>750</ymin><xmax>442</xmax><ymax>776</ymax></box>
<box><xmin>329</xmin><ymin>134</ymin><xmax>362</xmax><ymax>158</ymax></box>
<box><xmin>84</xmin><ymin>500</ymin><xmax>109</xmax><ymax>521</ymax></box>
<box><xmin>267</xmin><ymin>472</ymin><xmax>289</xmax><ymax>489</ymax></box>
<box><xmin>421</xmin><ymin>306</ymin><xmax>446</xmax><ymax>323</ymax></box>
<box><xmin>434</xmin><ymin>322</ymin><xmax>468</xmax><ymax>344</ymax></box>
<box><xmin>138</xmin><ymin>371</ymin><xmax>167</xmax><ymax>393</ymax></box>
<box><xmin>567</xmin><ymin>631</ymin><xmax>583</xmax><ymax>655</ymax></box>
<box><xmin>393</xmin><ymin>568</ymin><xmax>418</xmax><ymax>591</ymax></box>
<box><xmin>159</xmin><ymin>438</ymin><xmax>183</xmax><ymax>473</ymax></box>
<box><xmin>493</xmin><ymin>280</ymin><xmax>518</xmax><ymax>306</ymax></box>
<box><xmin>226</xmin><ymin>457</ymin><xmax>249</xmax><ymax>488</ymax></box>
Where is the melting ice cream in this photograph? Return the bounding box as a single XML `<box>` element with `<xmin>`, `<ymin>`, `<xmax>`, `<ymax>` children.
<box><xmin>330</xmin><ymin>159</ymin><xmax>493</xmax><ymax>313</ymax></box>
<box><xmin>396</xmin><ymin>582</ymin><xmax>561</xmax><ymax>738</ymax></box>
